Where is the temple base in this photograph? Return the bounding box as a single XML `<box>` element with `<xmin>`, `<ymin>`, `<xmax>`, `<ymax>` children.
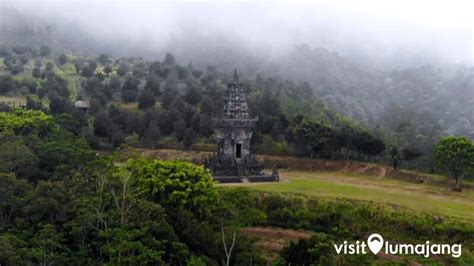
<box><xmin>214</xmin><ymin>174</ymin><xmax>279</xmax><ymax>183</ymax></box>
<box><xmin>205</xmin><ymin>154</ymin><xmax>279</xmax><ymax>183</ymax></box>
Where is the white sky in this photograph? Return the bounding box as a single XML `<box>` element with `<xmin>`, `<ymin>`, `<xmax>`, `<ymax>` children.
<box><xmin>5</xmin><ymin>0</ymin><xmax>474</xmax><ymax>64</ymax></box>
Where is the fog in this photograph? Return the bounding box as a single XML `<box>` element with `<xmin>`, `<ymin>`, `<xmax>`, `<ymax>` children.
<box><xmin>3</xmin><ymin>0</ymin><xmax>472</xmax><ymax>67</ymax></box>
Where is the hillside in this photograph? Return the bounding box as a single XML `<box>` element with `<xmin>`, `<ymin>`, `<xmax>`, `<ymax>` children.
<box><xmin>1</xmin><ymin>3</ymin><xmax>474</xmax><ymax>265</ymax></box>
<box><xmin>139</xmin><ymin>148</ymin><xmax>474</xmax><ymax>221</ymax></box>
<box><xmin>133</xmin><ymin>149</ymin><xmax>474</xmax><ymax>265</ymax></box>
<box><xmin>0</xmin><ymin>44</ymin><xmax>392</xmax><ymax>166</ymax></box>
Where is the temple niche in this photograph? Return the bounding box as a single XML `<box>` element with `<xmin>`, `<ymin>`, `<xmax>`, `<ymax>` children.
<box><xmin>206</xmin><ymin>70</ymin><xmax>279</xmax><ymax>183</ymax></box>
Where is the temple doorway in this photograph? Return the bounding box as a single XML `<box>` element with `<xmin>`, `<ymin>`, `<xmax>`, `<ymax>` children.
<box><xmin>236</xmin><ymin>143</ymin><xmax>242</xmax><ymax>158</ymax></box>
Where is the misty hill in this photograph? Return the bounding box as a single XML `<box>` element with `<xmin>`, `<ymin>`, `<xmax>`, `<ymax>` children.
<box><xmin>0</xmin><ymin>4</ymin><xmax>473</xmax><ymax>169</ymax></box>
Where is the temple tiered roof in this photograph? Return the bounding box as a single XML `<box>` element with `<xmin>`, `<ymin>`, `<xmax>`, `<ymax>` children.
<box><xmin>223</xmin><ymin>70</ymin><xmax>249</xmax><ymax>119</ymax></box>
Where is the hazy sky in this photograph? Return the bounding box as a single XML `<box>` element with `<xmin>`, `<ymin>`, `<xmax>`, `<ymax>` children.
<box><xmin>6</xmin><ymin>0</ymin><xmax>474</xmax><ymax>64</ymax></box>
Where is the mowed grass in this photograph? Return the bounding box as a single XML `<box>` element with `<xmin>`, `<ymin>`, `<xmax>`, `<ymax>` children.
<box><xmin>234</xmin><ymin>171</ymin><xmax>474</xmax><ymax>222</ymax></box>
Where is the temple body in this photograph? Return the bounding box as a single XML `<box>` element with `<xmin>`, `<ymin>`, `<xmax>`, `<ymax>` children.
<box><xmin>206</xmin><ymin>71</ymin><xmax>278</xmax><ymax>182</ymax></box>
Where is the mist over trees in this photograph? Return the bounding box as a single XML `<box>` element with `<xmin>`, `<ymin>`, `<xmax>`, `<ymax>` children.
<box><xmin>0</xmin><ymin>3</ymin><xmax>472</xmax><ymax>168</ymax></box>
<box><xmin>0</xmin><ymin>2</ymin><xmax>474</xmax><ymax>265</ymax></box>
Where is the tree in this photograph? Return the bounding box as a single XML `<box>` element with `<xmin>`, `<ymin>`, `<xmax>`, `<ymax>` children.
<box><xmin>145</xmin><ymin>74</ymin><xmax>161</xmax><ymax>96</ymax></box>
<box><xmin>34</xmin><ymin>59</ymin><xmax>43</xmax><ymax>67</ymax></box>
<box><xmin>132</xmin><ymin>63</ymin><xmax>147</xmax><ymax>79</ymax></box>
<box><xmin>200</xmin><ymin>96</ymin><xmax>217</xmax><ymax>116</ymax></box>
<box><xmin>45</xmin><ymin>62</ymin><xmax>54</xmax><ymax>71</ymax></box>
<box><xmin>108</xmin><ymin>76</ymin><xmax>122</xmax><ymax>94</ymax></box>
<box><xmin>121</xmin><ymin>76</ymin><xmax>140</xmax><ymax>103</ymax></box>
<box><xmin>117</xmin><ymin>63</ymin><xmax>129</xmax><ymax>77</ymax></box>
<box><xmin>280</xmin><ymin>234</ymin><xmax>335</xmax><ymax>265</ymax></box>
<box><xmin>184</xmin><ymin>86</ymin><xmax>202</xmax><ymax>105</ymax></box>
<box><xmin>97</xmin><ymin>53</ymin><xmax>111</xmax><ymax>65</ymax></box>
<box><xmin>124</xmin><ymin>159</ymin><xmax>217</xmax><ymax>216</ymax></box>
<box><xmin>434</xmin><ymin>136</ymin><xmax>474</xmax><ymax>191</ymax></box>
<box><xmin>0</xmin><ymin>173</ymin><xmax>31</xmax><ymax>228</ymax></box>
<box><xmin>141</xmin><ymin>121</ymin><xmax>161</xmax><ymax>148</ymax></box>
<box><xmin>293</xmin><ymin>122</ymin><xmax>340</xmax><ymax>158</ymax></box>
<box><xmin>0</xmin><ymin>130</ymin><xmax>39</xmax><ymax>177</ymax></box>
<box><xmin>157</xmin><ymin>111</ymin><xmax>174</xmax><ymax>135</ymax></box>
<box><xmin>138</xmin><ymin>89</ymin><xmax>155</xmax><ymax>109</ymax></box>
<box><xmin>40</xmin><ymin>45</ymin><xmax>51</xmax><ymax>57</ymax></box>
<box><xmin>81</xmin><ymin>65</ymin><xmax>94</xmax><ymax>77</ymax></box>
<box><xmin>32</xmin><ymin>67</ymin><xmax>41</xmax><ymax>78</ymax></box>
<box><xmin>58</xmin><ymin>53</ymin><xmax>67</xmax><ymax>65</ymax></box>
<box><xmin>173</xmin><ymin>120</ymin><xmax>186</xmax><ymax>141</ymax></box>
<box><xmin>43</xmin><ymin>74</ymin><xmax>70</xmax><ymax>98</ymax></box>
<box><xmin>355</xmin><ymin>133</ymin><xmax>386</xmax><ymax>160</ymax></box>
<box><xmin>26</xmin><ymin>181</ymin><xmax>70</xmax><ymax>223</ymax></box>
<box><xmin>26</xmin><ymin>97</ymin><xmax>44</xmax><ymax>111</ymax></box>
<box><xmin>19</xmin><ymin>54</ymin><xmax>30</xmax><ymax>65</ymax></box>
<box><xmin>402</xmin><ymin>147</ymin><xmax>423</xmax><ymax>161</ymax></box>
<box><xmin>36</xmin><ymin>130</ymin><xmax>95</xmax><ymax>179</ymax></box>
<box><xmin>221</xmin><ymin>227</ymin><xmax>236</xmax><ymax>266</ymax></box>
<box><xmin>103</xmin><ymin>65</ymin><xmax>113</xmax><ymax>76</ymax></box>
<box><xmin>29</xmin><ymin>224</ymin><xmax>68</xmax><ymax>265</ymax></box>
<box><xmin>390</xmin><ymin>146</ymin><xmax>400</xmax><ymax>170</ymax></box>
<box><xmin>161</xmin><ymin>86</ymin><xmax>177</xmax><ymax>109</ymax></box>
<box><xmin>0</xmin><ymin>75</ymin><xmax>18</xmax><ymax>94</ymax></box>
<box><xmin>199</xmin><ymin>114</ymin><xmax>214</xmax><ymax>137</ymax></box>
<box><xmin>49</xmin><ymin>93</ymin><xmax>71</xmax><ymax>115</ymax></box>
<box><xmin>94</xmin><ymin>111</ymin><xmax>115</xmax><ymax>139</ymax></box>
<box><xmin>183</xmin><ymin>128</ymin><xmax>196</xmax><ymax>149</ymax></box>
<box><xmin>9</xmin><ymin>64</ymin><xmax>24</xmax><ymax>75</ymax></box>
<box><xmin>164</xmin><ymin>53</ymin><xmax>175</xmax><ymax>65</ymax></box>
<box><xmin>73</xmin><ymin>61</ymin><xmax>83</xmax><ymax>73</ymax></box>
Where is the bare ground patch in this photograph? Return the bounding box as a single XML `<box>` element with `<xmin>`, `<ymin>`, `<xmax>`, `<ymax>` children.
<box><xmin>240</xmin><ymin>227</ymin><xmax>312</xmax><ymax>263</ymax></box>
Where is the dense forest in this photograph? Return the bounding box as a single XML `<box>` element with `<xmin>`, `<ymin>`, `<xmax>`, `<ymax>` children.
<box><xmin>1</xmin><ymin>5</ymin><xmax>472</xmax><ymax>171</ymax></box>
<box><xmin>0</xmin><ymin>44</ymin><xmax>390</xmax><ymax>162</ymax></box>
<box><xmin>1</xmin><ymin>3</ymin><xmax>473</xmax><ymax>265</ymax></box>
<box><xmin>1</xmin><ymin>110</ymin><xmax>473</xmax><ymax>264</ymax></box>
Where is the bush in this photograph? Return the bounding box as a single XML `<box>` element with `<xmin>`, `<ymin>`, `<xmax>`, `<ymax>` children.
<box><xmin>258</xmin><ymin>135</ymin><xmax>293</xmax><ymax>155</ymax></box>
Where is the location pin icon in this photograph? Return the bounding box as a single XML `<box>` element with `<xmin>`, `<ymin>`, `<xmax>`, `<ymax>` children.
<box><xmin>367</xmin><ymin>233</ymin><xmax>384</xmax><ymax>255</ymax></box>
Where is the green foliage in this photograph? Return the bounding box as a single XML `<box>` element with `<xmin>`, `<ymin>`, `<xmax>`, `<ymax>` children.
<box><xmin>124</xmin><ymin>132</ymin><xmax>140</xmax><ymax>146</ymax></box>
<box><xmin>125</xmin><ymin>159</ymin><xmax>217</xmax><ymax>217</ymax></box>
<box><xmin>138</xmin><ymin>89</ymin><xmax>156</xmax><ymax>109</ymax></box>
<box><xmin>121</xmin><ymin>76</ymin><xmax>140</xmax><ymax>103</ymax></box>
<box><xmin>0</xmin><ymin>130</ymin><xmax>39</xmax><ymax>176</ymax></box>
<box><xmin>259</xmin><ymin>134</ymin><xmax>293</xmax><ymax>155</ymax></box>
<box><xmin>141</xmin><ymin>121</ymin><xmax>161</xmax><ymax>148</ymax></box>
<box><xmin>0</xmin><ymin>110</ymin><xmax>95</xmax><ymax>180</ymax></box>
<box><xmin>220</xmin><ymin>188</ymin><xmax>474</xmax><ymax>264</ymax></box>
<box><xmin>435</xmin><ymin>136</ymin><xmax>474</xmax><ymax>189</ymax></box>
<box><xmin>0</xmin><ymin>75</ymin><xmax>19</xmax><ymax>94</ymax></box>
<box><xmin>279</xmin><ymin>233</ymin><xmax>341</xmax><ymax>265</ymax></box>
<box><xmin>0</xmin><ymin>173</ymin><xmax>31</xmax><ymax>226</ymax></box>
<box><xmin>0</xmin><ymin>109</ymin><xmax>54</xmax><ymax>134</ymax></box>
<box><xmin>58</xmin><ymin>53</ymin><xmax>67</xmax><ymax>65</ymax></box>
<box><xmin>36</xmin><ymin>129</ymin><xmax>96</xmax><ymax>179</ymax></box>
<box><xmin>40</xmin><ymin>45</ymin><xmax>51</xmax><ymax>57</ymax></box>
<box><xmin>183</xmin><ymin>128</ymin><xmax>196</xmax><ymax>149</ymax></box>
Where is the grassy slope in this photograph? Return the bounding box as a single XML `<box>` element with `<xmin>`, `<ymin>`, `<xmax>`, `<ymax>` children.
<box><xmin>55</xmin><ymin>62</ymin><xmax>81</xmax><ymax>100</ymax></box>
<box><xmin>138</xmin><ymin>149</ymin><xmax>474</xmax><ymax>222</ymax></box>
<box><xmin>233</xmin><ymin>170</ymin><xmax>474</xmax><ymax>222</ymax></box>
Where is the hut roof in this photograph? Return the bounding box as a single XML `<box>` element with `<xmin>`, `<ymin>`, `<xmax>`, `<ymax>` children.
<box><xmin>74</xmin><ymin>100</ymin><xmax>90</xmax><ymax>109</ymax></box>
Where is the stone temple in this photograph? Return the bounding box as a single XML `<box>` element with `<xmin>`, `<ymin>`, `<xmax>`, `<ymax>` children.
<box><xmin>206</xmin><ymin>70</ymin><xmax>279</xmax><ymax>183</ymax></box>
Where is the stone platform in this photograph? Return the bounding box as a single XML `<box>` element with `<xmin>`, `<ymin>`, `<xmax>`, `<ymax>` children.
<box><xmin>214</xmin><ymin>174</ymin><xmax>279</xmax><ymax>183</ymax></box>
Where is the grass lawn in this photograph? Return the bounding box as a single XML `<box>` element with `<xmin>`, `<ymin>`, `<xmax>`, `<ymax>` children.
<box><xmin>234</xmin><ymin>171</ymin><xmax>474</xmax><ymax>222</ymax></box>
<box><xmin>56</xmin><ymin>63</ymin><xmax>82</xmax><ymax>100</ymax></box>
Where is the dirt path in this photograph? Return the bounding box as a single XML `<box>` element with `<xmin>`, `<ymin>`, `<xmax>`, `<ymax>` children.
<box><xmin>378</xmin><ymin>166</ymin><xmax>387</xmax><ymax>178</ymax></box>
<box><xmin>240</xmin><ymin>227</ymin><xmax>312</xmax><ymax>263</ymax></box>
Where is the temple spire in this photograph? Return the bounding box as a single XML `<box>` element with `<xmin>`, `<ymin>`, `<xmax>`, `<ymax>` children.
<box><xmin>233</xmin><ymin>69</ymin><xmax>239</xmax><ymax>83</ymax></box>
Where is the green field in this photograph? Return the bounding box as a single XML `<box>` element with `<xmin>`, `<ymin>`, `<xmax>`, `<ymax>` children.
<box><xmin>233</xmin><ymin>171</ymin><xmax>474</xmax><ymax>222</ymax></box>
